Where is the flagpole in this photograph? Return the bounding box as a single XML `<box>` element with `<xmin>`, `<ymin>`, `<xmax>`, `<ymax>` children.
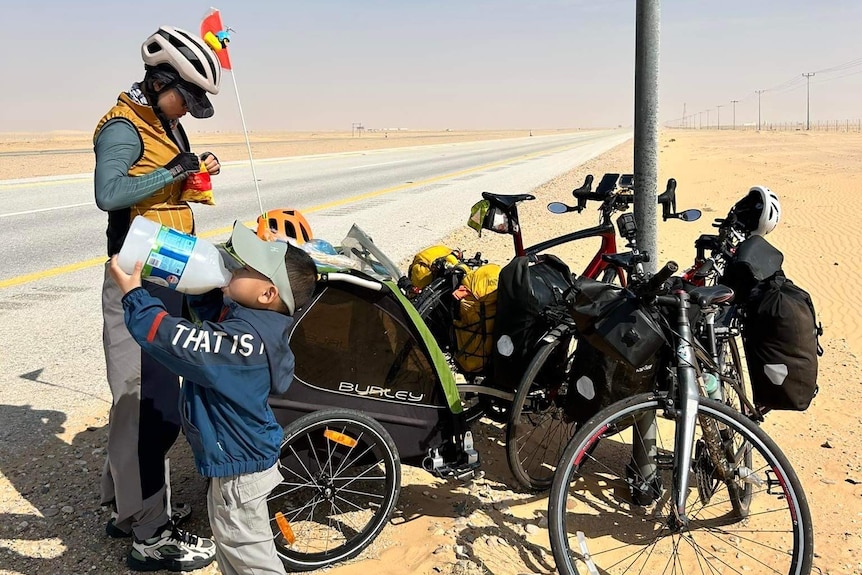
<box><xmin>227</xmin><ymin>67</ymin><xmax>264</xmax><ymax>216</ymax></box>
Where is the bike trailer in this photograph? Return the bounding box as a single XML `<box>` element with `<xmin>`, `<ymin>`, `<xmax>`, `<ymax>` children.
<box><xmin>268</xmin><ymin>226</ymin><xmax>475</xmax><ymax>471</ymax></box>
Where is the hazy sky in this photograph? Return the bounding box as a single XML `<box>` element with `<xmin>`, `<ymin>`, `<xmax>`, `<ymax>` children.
<box><xmin>2</xmin><ymin>0</ymin><xmax>860</xmax><ymax>133</ymax></box>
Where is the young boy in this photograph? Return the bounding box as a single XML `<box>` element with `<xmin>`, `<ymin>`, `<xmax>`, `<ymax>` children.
<box><xmin>109</xmin><ymin>220</ymin><xmax>317</xmax><ymax>574</ymax></box>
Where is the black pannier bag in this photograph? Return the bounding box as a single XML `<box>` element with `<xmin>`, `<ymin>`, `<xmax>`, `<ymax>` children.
<box><xmin>492</xmin><ymin>254</ymin><xmax>575</xmax><ymax>392</ymax></box>
<box><xmin>719</xmin><ymin>235</ymin><xmax>784</xmax><ymax>304</ymax></box>
<box><xmin>743</xmin><ymin>272</ymin><xmax>823</xmax><ymax>411</ymax></box>
<box><xmin>564</xmin><ymin>339</ymin><xmax>665</xmax><ymax>425</ymax></box>
<box><xmin>566</xmin><ymin>276</ymin><xmax>666</xmax><ymax>369</ymax></box>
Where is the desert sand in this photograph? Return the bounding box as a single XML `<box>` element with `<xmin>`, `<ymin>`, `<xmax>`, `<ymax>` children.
<box><xmin>1</xmin><ymin>130</ymin><xmax>860</xmax><ymax>575</ymax></box>
<box><xmin>0</xmin><ymin>129</ymin><xmax>564</xmax><ymax>180</ymax></box>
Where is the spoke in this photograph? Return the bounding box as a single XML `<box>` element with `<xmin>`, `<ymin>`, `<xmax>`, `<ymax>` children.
<box><xmin>307</xmin><ymin>432</ymin><xmax>325</xmax><ymax>478</ymax></box>
<box><xmin>699</xmin><ymin>525</ymin><xmax>793</xmax><ymax>573</ymax></box>
<box><xmin>680</xmin><ymin>531</ymin><xmax>747</xmax><ymax>575</ymax></box>
<box><xmin>337</xmin><ymin>486</ymin><xmax>385</xmax><ymax>499</ymax></box>
<box><xmin>332</xmin><ymin>442</ymin><xmax>376</xmax><ymax>479</ymax></box>
<box><xmin>338</xmin><ymin>461</ymin><xmax>387</xmax><ymax>492</ymax></box>
<box><xmin>274</xmin><ymin>495</ymin><xmax>323</xmax><ymax>524</ymax></box>
<box><xmin>329</xmin><ymin>496</ymin><xmax>363</xmax><ymax>537</ymax></box>
<box><xmin>288</xmin><ymin>444</ymin><xmax>319</xmax><ymax>486</ymax></box>
<box><xmin>334</xmin><ymin>492</ymin><xmax>375</xmax><ymax>513</ymax></box>
<box><xmin>266</xmin><ymin>483</ymin><xmax>312</xmax><ymax>502</ymax></box>
<box><xmin>330</xmin><ymin>475</ymin><xmax>387</xmax><ymax>481</ymax></box>
<box><xmin>332</xmin><ymin>427</ymin><xmax>367</xmax><ymax>478</ymax></box>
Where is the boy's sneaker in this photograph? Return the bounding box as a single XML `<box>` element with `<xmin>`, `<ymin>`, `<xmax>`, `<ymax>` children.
<box><xmin>105</xmin><ymin>502</ymin><xmax>192</xmax><ymax>539</ymax></box>
<box><xmin>127</xmin><ymin>524</ymin><xmax>216</xmax><ymax>572</ymax></box>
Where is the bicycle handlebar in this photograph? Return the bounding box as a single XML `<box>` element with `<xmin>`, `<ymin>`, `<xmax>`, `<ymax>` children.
<box><xmin>644</xmin><ymin>261</ymin><xmax>678</xmax><ymax>293</ymax></box>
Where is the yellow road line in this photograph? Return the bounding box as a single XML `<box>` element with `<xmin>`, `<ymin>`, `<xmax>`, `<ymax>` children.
<box><xmin>0</xmin><ymin>141</ymin><xmax>581</xmax><ymax>290</ymax></box>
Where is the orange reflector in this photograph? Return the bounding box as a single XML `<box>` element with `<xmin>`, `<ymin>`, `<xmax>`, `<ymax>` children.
<box><xmin>275</xmin><ymin>512</ymin><xmax>296</xmax><ymax>544</ymax></box>
<box><xmin>324</xmin><ymin>429</ymin><xmax>358</xmax><ymax>448</ymax></box>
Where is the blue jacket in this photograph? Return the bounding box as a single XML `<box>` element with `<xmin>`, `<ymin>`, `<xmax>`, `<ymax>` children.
<box><xmin>122</xmin><ymin>287</ymin><xmax>294</xmax><ymax>477</ymax></box>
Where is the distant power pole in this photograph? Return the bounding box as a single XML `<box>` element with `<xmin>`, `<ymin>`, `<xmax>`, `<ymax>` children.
<box><xmin>803</xmin><ymin>72</ymin><xmax>815</xmax><ymax>130</ymax></box>
<box><xmin>755</xmin><ymin>90</ymin><xmax>766</xmax><ymax>131</ymax></box>
<box><xmin>706</xmin><ymin>109</ymin><xmax>710</xmax><ymax>129</ymax></box>
<box><xmin>716</xmin><ymin>104</ymin><xmax>723</xmax><ymax>130</ymax></box>
<box><xmin>730</xmin><ymin>100</ymin><xmax>739</xmax><ymax>129</ymax></box>
<box><xmin>682</xmin><ymin>103</ymin><xmax>687</xmax><ymax>128</ymax></box>
<box><xmin>699</xmin><ymin>111</ymin><xmax>703</xmax><ymax>129</ymax></box>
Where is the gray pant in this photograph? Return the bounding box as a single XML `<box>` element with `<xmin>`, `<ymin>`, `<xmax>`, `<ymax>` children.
<box><xmin>208</xmin><ymin>464</ymin><xmax>286</xmax><ymax>575</ymax></box>
<box><xmin>100</xmin><ymin>262</ymin><xmax>183</xmax><ymax>540</ymax></box>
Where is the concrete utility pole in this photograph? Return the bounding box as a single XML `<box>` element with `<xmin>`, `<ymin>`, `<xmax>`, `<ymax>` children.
<box><xmin>632</xmin><ymin>0</ymin><xmax>661</xmax><ymax>488</ymax></box>
<box><xmin>730</xmin><ymin>100</ymin><xmax>739</xmax><ymax>129</ymax></box>
<box><xmin>803</xmin><ymin>72</ymin><xmax>815</xmax><ymax>130</ymax></box>
<box><xmin>755</xmin><ymin>90</ymin><xmax>765</xmax><ymax>131</ymax></box>
<box><xmin>634</xmin><ymin>0</ymin><xmax>660</xmax><ymax>275</ymax></box>
<box><xmin>716</xmin><ymin>104</ymin><xmax>723</xmax><ymax>130</ymax></box>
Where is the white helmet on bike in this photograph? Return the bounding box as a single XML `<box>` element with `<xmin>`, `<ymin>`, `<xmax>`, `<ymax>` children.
<box><xmin>732</xmin><ymin>185</ymin><xmax>781</xmax><ymax>236</ymax></box>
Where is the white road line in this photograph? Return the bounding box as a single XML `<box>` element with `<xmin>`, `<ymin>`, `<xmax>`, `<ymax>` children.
<box><xmin>348</xmin><ymin>159</ymin><xmax>411</xmax><ymax>170</ymax></box>
<box><xmin>0</xmin><ymin>202</ymin><xmax>94</xmax><ymax>218</ymax></box>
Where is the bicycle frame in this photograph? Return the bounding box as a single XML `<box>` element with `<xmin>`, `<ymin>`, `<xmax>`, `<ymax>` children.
<box><xmin>495</xmin><ymin>197</ymin><xmax>626</xmax><ymax>285</ymax></box>
<box><xmin>525</xmin><ymin>220</ymin><xmax>622</xmax><ymax>284</ymax></box>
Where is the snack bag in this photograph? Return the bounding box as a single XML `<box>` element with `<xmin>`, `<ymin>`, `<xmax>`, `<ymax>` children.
<box><xmin>180</xmin><ymin>162</ymin><xmax>215</xmax><ymax>205</ymax></box>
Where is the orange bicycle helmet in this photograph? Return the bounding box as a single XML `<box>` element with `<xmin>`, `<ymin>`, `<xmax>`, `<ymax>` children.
<box><xmin>256</xmin><ymin>209</ymin><xmax>313</xmax><ymax>244</ymax></box>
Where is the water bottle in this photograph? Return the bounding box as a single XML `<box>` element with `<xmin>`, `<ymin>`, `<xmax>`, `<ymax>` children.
<box><xmin>117</xmin><ymin>216</ymin><xmax>231</xmax><ymax>295</ymax></box>
<box><xmin>702</xmin><ymin>372</ymin><xmax>722</xmax><ymax>401</ymax></box>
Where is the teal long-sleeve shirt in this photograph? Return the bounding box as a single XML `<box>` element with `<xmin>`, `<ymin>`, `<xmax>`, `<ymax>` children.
<box><xmin>93</xmin><ymin>118</ymin><xmax>174</xmax><ymax>211</ymax></box>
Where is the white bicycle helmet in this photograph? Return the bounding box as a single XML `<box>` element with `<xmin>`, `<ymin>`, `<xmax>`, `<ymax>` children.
<box><xmin>732</xmin><ymin>185</ymin><xmax>781</xmax><ymax>236</ymax></box>
<box><xmin>142</xmin><ymin>26</ymin><xmax>221</xmax><ymax>95</ymax></box>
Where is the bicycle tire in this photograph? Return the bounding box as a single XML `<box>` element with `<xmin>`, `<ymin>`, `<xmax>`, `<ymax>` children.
<box><xmin>270</xmin><ymin>409</ymin><xmax>401</xmax><ymax>571</ymax></box>
<box><xmin>699</xmin><ymin>334</ymin><xmax>754</xmax><ymax>515</ymax></box>
<box><xmin>413</xmin><ymin>277</ymin><xmax>453</xmax><ymax>352</ymax></box>
<box><xmin>548</xmin><ymin>393</ymin><xmax>813</xmax><ymax>575</ymax></box>
<box><xmin>505</xmin><ymin>336</ymin><xmax>576</xmax><ymax>491</ymax></box>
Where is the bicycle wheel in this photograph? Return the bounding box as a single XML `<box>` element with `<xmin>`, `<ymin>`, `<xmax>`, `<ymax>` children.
<box><xmin>548</xmin><ymin>393</ymin><xmax>813</xmax><ymax>575</ymax></box>
<box><xmin>413</xmin><ymin>277</ymin><xmax>453</xmax><ymax>352</ymax></box>
<box><xmin>719</xmin><ymin>335</ymin><xmax>750</xmax><ymax>414</ymax></box>
<box><xmin>506</xmin><ymin>336</ymin><xmax>576</xmax><ymax>491</ymax></box>
<box><xmin>701</xmin><ymin>334</ymin><xmax>754</xmax><ymax>516</ymax></box>
<box><xmin>269</xmin><ymin>409</ymin><xmax>401</xmax><ymax>571</ymax></box>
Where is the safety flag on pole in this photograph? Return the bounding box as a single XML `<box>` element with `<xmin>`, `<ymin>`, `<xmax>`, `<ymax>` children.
<box><xmin>200</xmin><ymin>8</ymin><xmax>232</xmax><ymax>70</ymax></box>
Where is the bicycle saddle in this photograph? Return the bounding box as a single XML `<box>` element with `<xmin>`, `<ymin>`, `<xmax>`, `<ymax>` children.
<box><xmin>688</xmin><ymin>285</ymin><xmax>734</xmax><ymax>307</ymax></box>
<box><xmin>481</xmin><ymin>191</ymin><xmax>535</xmax><ymax>209</ymax></box>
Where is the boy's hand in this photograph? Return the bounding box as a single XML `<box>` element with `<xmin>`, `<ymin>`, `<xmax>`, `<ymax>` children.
<box><xmin>109</xmin><ymin>255</ymin><xmax>143</xmax><ymax>294</ymax></box>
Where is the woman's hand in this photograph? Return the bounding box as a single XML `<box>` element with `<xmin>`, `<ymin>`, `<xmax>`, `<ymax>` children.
<box><xmin>200</xmin><ymin>152</ymin><xmax>221</xmax><ymax>175</ymax></box>
<box><xmin>109</xmin><ymin>255</ymin><xmax>143</xmax><ymax>294</ymax></box>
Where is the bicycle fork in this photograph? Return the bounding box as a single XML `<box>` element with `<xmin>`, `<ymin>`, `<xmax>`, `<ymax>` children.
<box><xmin>669</xmin><ymin>291</ymin><xmax>700</xmax><ymax>529</ymax></box>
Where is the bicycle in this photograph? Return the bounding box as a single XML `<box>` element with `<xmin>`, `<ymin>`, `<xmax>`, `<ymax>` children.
<box><xmin>547</xmin><ymin>262</ymin><xmax>813</xmax><ymax>575</ymax></box>
<box><xmin>415</xmin><ymin>173</ymin><xmax>693</xmax><ymax>424</ymax></box>
<box><xmin>505</xmin><ymin>182</ymin><xmax>701</xmax><ymax>491</ymax></box>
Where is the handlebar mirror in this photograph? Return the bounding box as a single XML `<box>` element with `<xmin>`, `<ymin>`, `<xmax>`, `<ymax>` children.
<box><xmin>676</xmin><ymin>209</ymin><xmax>702</xmax><ymax>222</ymax></box>
<box><xmin>547</xmin><ymin>202</ymin><xmax>571</xmax><ymax>214</ymax></box>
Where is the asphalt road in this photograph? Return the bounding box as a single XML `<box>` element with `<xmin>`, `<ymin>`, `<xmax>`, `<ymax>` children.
<box><xmin>0</xmin><ymin>129</ymin><xmax>631</xmax><ymax>436</ymax></box>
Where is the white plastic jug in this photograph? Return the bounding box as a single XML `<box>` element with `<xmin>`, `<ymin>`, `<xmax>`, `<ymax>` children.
<box><xmin>118</xmin><ymin>216</ymin><xmax>231</xmax><ymax>295</ymax></box>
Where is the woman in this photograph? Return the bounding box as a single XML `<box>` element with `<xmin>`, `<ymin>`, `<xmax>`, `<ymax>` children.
<box><xmin>94</xmin><ymin>25</ymin><xmax>222</xmax><ymax>572</ymax></box>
